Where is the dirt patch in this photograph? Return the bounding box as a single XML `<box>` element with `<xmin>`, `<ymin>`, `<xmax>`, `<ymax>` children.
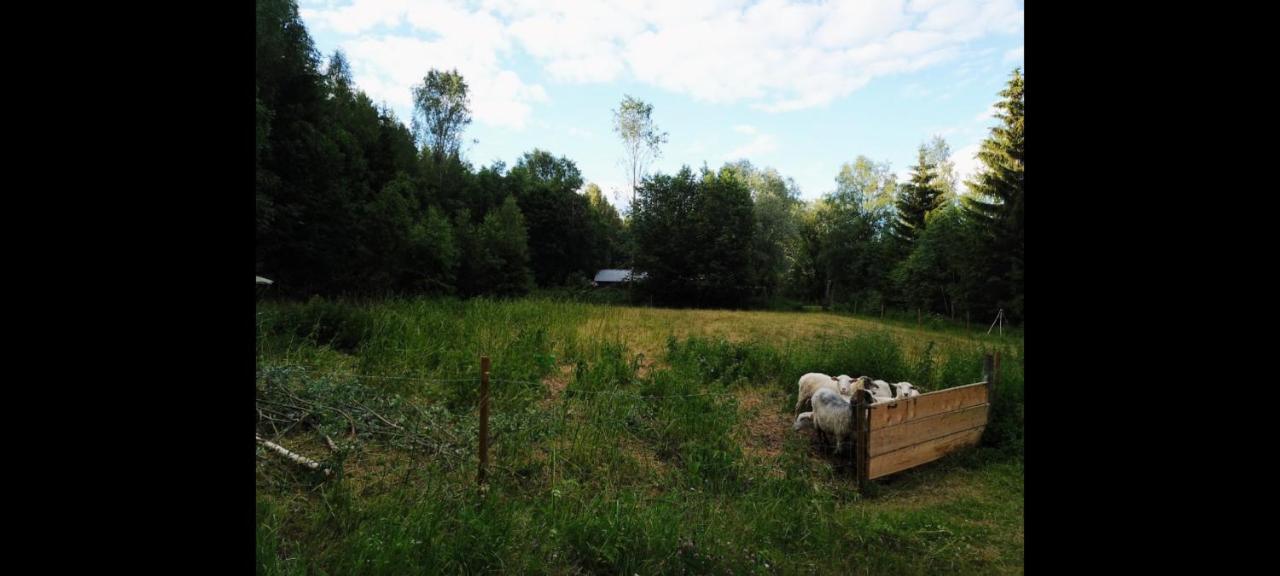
<box><xmin>539</xmin><ymin>363</ymin><xmax>576</xmax><ymax>408</ymax></box>
<box><xmin>736</xmin><ymin>389</ymin><xmax>791</xmax><ymax>477</ymax></box>
<box><xmin>618</xmin><ymin>433</ymin><xmax>671</xmax><ymax>477</ymax></box>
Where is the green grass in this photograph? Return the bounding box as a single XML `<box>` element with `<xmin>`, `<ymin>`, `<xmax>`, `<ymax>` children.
<box><xmin>256</xmin><ymin>297</ymin><xmax>1024</xmax><ymax>575</ymax></box>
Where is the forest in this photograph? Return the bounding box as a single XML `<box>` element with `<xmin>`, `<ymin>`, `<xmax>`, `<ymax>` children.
<box><xmin>256</xmin><ymin>0</ymin><xmax>1024</xmax><ymax>323</ymax></box>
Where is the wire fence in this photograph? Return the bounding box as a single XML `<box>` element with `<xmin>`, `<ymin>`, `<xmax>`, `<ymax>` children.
<box><xmin>255</xmin><ymin>355</ymin><xmax>764</xmax><ymax>488</ymax></box>
<box><xmin>257</xmin><ymin>347</ymin><xmax>1011</xmax><ymax>489</ymax></box>
<box><xmin>254</xmin><ymin>369</ymin><xmax>737</xmax><ymax>399</ymax></box>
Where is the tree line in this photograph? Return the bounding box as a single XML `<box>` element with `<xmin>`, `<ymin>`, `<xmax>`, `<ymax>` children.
<box><xmin>256</xmin><ymin>0</ymin><xmax>1024</xmax><ymax>323</ymax></box>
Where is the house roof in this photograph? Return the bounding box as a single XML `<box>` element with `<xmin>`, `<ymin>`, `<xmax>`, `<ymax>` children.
<box><xmin>593</xmin><ymin>269</ymin><xmax>645</xmax><ymax>283</ymax></box>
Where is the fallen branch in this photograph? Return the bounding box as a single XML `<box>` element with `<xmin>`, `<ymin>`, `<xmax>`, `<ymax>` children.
<box><xmin>354</xmin><ymin>400</ymin><xmax>405</xmax><ymax>431</ymax></box>
<box><xmin>257</xmin><ymin>434</ymin><xmax>330</xmax><ymax>476</ymax></box>
<box><xmin>271</xmin><ymin>393</ymin><xmax>357</xmax><ymax>439</ymax></box>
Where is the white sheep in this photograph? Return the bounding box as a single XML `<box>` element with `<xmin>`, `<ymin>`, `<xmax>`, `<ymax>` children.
<box><xmin>892</xmin><ymin>381</ymin><xmax>921</xmax><ymax>398</ymax></box>
<box><xmin>793</xmin><ymin>388</ymin><xmax>855</xmax><ymax>453</ymax></box>
<box><xmin>795</xmin><ymin>372</ymin><xmax>842</xmax><ymax>415</ymax></box>
<box><xmin>852</xmin><ymin>376</ymin><xmax>894</xmax><ymax>404</ymax></box>
<box><xmin>792</xmin><ymin>410</ymin><xmax>817</xmax><ymax>438</ymax></box>
<box><xmin>836</xmin><ymin>374</ymin><xmax>855</xmax><ymax>396</ymax></box>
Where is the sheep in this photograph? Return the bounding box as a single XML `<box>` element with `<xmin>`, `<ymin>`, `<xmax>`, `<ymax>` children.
<box><xmin>851</xmin><ymin>376</ymin><xmax>916</xmax><ymax>404</ymax></box>
<box><xmin>809</xmin><ymin>388</ymin><xmax>855</xmax><ymax>453</ymax></box>
<box><xmin>852</xmin><ymin>376</ymin><xmax>891</xmax><ymax>402</ymax></box>
<box><xmin>836</xmin><ymin>374</ymin><xmax>855</xmax><ymax>396</ymax></box>
<box><xmin>796</xmin><ymin>385</ymin><xmax>910</xmax><ymax>452</ymax></box>
<box><xmin>892</xmin><ymin>381</ymin><xmax>921</xmax><ymax>398</ymax></box>
<box><xmin>793</xmin><ymin>410</ymin><xmax>830</xmax><ymax>452</ymax></box>
<box><xmin>795</xmin><ymin>372</ymin><xmax>842</xmax><ymax>415</ymax></box>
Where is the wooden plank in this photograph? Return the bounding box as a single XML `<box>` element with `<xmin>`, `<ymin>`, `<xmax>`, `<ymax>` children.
<box><xmin>869</xmin><ymin>404</ymin><xmax>989</xmax><ymax>457</ymax></box>
<box><xmin>868</xmin><ymin>427</ymin><xmax>985</xmax><ymax>480</ymax></box>
<box><xmin>868</xmin><ymin>382</ymin><xmax>988</xmax><ymax>430</ymax></box>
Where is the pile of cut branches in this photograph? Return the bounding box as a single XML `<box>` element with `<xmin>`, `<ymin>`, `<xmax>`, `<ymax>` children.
<box><xmin>255</xmin><ymin>365</ymin><xmax>475</xmax><ymax>478</ymax></box>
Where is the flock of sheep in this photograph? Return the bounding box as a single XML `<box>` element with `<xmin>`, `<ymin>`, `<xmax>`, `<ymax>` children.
<box><xmin>792</xmin><ymin>373</ymin><xmax>921</xmax><ymax>454</ymax></box>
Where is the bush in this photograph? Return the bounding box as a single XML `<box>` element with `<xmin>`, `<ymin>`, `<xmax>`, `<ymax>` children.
<box><xmin>268</xmin><ymin>297</ymin><xmax>373</xmax><ymax>353</ymax></box>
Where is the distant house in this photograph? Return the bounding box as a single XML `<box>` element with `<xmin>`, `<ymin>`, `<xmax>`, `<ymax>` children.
<box><xmin>592</xmin><ymin>269</ymin><xmax>646</xmax><ymax>287</ymax></box>
<box><xmin>257</xmin><ymin>276</ymin><xmax>272</xmax><ymax>302</ymax></box>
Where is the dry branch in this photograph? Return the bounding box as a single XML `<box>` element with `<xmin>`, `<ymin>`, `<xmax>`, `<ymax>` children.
<box><xmin>257</xmin><ymin>434</ymin><xmax>330</xmax><ymax>476</ymax></box>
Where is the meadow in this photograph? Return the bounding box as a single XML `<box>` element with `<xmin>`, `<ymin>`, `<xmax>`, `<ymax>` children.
<box><xmin>256</xmin><ymin>297</ymin><xmax>1024</xmax><ymax>575</ymax></box>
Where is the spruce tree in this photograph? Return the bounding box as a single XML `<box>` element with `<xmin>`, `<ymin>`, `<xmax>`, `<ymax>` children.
<box><xmin>964</xmin><ymin>68</ymin><xmax>1024</xmax><ymax>319</ymax></box>
<box><xmin>892</xmin><ymin>147</ymin><xmax>945</xmax><ymax>250</ymax></box>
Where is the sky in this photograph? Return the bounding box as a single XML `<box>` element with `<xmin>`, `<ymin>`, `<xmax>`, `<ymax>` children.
<box><xmin>298</xmin><ymin>0</ymin><xmax>1023</xmax><ymax>204</ymax></box>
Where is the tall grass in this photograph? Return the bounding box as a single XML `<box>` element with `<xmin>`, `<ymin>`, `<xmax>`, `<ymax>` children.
<box><xmin>256</xmin><ymin>297</ymin><xmax>1024</xmax><ymax>575</ymax></box>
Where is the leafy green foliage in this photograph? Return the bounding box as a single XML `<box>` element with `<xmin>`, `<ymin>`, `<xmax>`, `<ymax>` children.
<box><xmin>613</xmin><ymin>95</ymin><xmax>668</xmax><ymax>207</ymax></box>
<box><xmin>631</xmin><ymin>167</ymin><xmax>755</xmax><ymax>307</ymax></box>
<box><xmin>412</xmin><ymin>69</ymin><xmax>471</xmax><ymax>162</ymax></box>
<box><xmin>475</xmin><ymin>196</ymin><xmax>535</xmax><ymax>297</ymax></box>
<box><xmin>256</xmin><ymin>0</ymin><xmax>1024</xmax><ymax>321</ymax></box>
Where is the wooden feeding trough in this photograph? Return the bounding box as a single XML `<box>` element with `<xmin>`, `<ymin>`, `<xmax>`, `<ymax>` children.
<box><xmin>850</xmin><ymin>353</ymin><xmax>1000</xmax><ymax>488</ymax></box>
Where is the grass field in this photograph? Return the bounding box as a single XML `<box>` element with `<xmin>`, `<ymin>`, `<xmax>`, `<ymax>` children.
<box><xmin>256</xmin><ymin>297</ymin><xmax>1024</xmax><ymax>575</ymax></box>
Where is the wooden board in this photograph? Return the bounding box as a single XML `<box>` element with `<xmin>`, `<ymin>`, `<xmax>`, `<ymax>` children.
<box><xmin>867</xmin><ymin>427</ymin><xmax>985</xmax><ymax>480</ymax></box>
<box><xmin>869</xmin><ymin>404</ymin><xmax>989</xmax><ymax>457</ymax></box>
<box><xmin>867</xmin><ymin>382</ymin><xmax>989</xmax><ymax>430</ymax></box>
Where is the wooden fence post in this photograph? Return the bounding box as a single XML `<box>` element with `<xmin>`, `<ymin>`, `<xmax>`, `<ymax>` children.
<box><xmin>478</xmin><ymin>355</ymin><xmax>490</xmax><ymax>486</ymax></box>
<box><xmin>849</xmin><ymin>393</ymin><xmax>858</xmax><ymax>475</ymax></box>
<box><xmin>852</xmin><ymin>392</ymin><xmax>869</xmax><ymax>491</ymax></box>
<box><xmin>993</xmin><ymin>350</ymin><xmax>1001</xmax><ymax>391</ymax></box>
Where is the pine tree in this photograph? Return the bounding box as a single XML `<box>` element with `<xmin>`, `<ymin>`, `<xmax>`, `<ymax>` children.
<box><xmin>964</xmin><ymin>68</ymin><xmax>1024</xmax><ymax>319</ymax></box>
<box><xmin>892</xmin><ymin>147</ymin><xmax>945</xmax><ymax>250</ymax></box>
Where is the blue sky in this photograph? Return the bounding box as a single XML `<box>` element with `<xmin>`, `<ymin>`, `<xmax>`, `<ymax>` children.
<box><xmin>298</xmin><ymin>0</ymin><xmax>1023</xmax><ymax>204</ymax></box>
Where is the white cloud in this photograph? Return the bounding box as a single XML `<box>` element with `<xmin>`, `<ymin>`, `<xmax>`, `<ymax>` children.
<box><xmin>339</xmin><ymin>33</ymin><xmax>546</xmax><ymax>129</ymax></box>
<box><xmin>815</xmin><ymin>0</ymin><xmax>910</xmax><ymax>47</ymax></box>
<box><xmin>300</xmin><ymin>0</ymin><xmax>410</xmax><ymax>34</ymax></box>
<box><xmin>733</xmin><ymin>124</ymin><xmax>757</xmax><ymax>135</ymax></box>
<box><xmin>974</xmin><ymin>103</ymin><xmax>998</xmax><ymax>123</ymax></box>
<box><xmin>725</xmin><ymin>131</ymin><xmax>779</xmax><ymax>160</ymax></box>
<box><xmin>503</xmin><ymin>2</ymin><xmax>646</xmax><ymax>83</ymax></box>
<box><xmin>564</xmin><ymin>125</ymin><xmax>592</xmax><ymax>139</ymax></box>
<box><xmin>303</xmin><ymin>0</ymin><xmax>1024</xmax><ymax>118</ymax></box>
<box><xmin>1003</xmin><ymin>44</ymin><xmax>1024</xmax><ymax>64</ymax></box>
<box><xmin>953</xmin><ymin>141</ymin><xmax>983</xmax><ymax>191</ymax></box>
<box><xmin>684</xmin><ymin>140</ymin><xmax>709</xmax><ymax>155</ymax></box>
<box><xmin>302</xmin><ymin>0</ymin><xmax>545</xmax><ymax>129</ymax></box>
<box><xmin>902</xmin><ymin>83</ymin><xmax>932</xmax><ymax>99</ymax></box>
